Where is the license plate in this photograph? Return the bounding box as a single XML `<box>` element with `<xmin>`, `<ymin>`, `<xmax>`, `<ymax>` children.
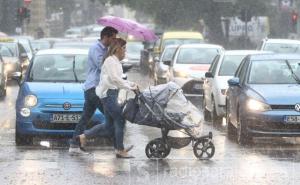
<box><xmin>51</xmin><ymin>114</ymin><xmax>81</xmax><ymax>123</ymax></box>
<box><xmin>284</xmin><ymin>116</ymin><xmax>300</xmax><ymax>124</ymax></box>
<box><xmin>193</xmin><ymin>83</ymin><xmax>202</xmax><ymax>89</ymax></box>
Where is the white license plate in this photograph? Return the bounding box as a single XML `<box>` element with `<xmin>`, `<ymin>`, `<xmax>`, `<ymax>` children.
<box><xmin>284</xmin><ymin>116</ymin><xmax>300</xmax><ymax>124</ymax></box>
<box><xmin>51</xmin><ymin>114</ymin><xmax>81</xmax><ymax>123</ymax></box>
<box><xmin>193</xmin><ymin>84</ymin><xmax>202</xmax><ymax>89</ymax></box>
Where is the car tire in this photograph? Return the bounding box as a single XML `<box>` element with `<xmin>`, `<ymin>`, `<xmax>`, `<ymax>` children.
<box><xmin>202</xmin><ymin>96</ymin><xmax>211</xmax><ymax>122</ymax></box>
<box><xmin>211</xmin><ymin>97</ymin><xmax>222</xmax><ymax>125</ymax></box>
<box><xmin>15</xmin><ymin>131</ymin><xmax>33</xmax><ymax>146</ymax></box>
<box><xmin>226</xmin><ymin>101</ymin><xmax>236</xmax><ymax>140</ymax></box>
<box><xmin>237</xmin><ymin>114</ymin><xmax>252</xmax><ymax>145</ymax></box>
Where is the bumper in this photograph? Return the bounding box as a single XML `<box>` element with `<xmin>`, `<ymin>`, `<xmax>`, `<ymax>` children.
<box><xmin>173</xmin><ymin>78</ymin><xmax>203</xmax><ymax>96</ymax></box>
<box><xmin>243</xmin><ymin>111</ymin><xmax>300</xmax><ymax>137</ymax></box>
<box><xmin>16</xmin><ymin>111</ymin><xmax>104</xmax><ymax>137</ymax></box>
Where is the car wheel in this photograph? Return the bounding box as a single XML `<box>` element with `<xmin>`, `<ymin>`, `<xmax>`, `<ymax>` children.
<box><xmin>202</xmin><ymin>96</ymin><xmax>211</xmax><ymax>122</ymax></box>
<box><xmin>211</xmin><ymin>97</ymin><xmax>222</xmax><ymax>125</ymax></box>
<box><xmin>226</xmin><ymin>107</ymin><xmax>236</xmax><ymax>140</ymax></box>
<box><xmin>15</xmin><ymin>131</ymin><xmax>33</xmax><ymax>146</ymax></box>
<box><xmin>237</xmin><ymin>114</ymin><xmax>252</xmax><ymax>145</ymax></box>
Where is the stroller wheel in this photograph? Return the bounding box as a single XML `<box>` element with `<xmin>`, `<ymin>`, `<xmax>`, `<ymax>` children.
<box><xmin>145</xmin><ymin>138</ymin><xmax>171</xmax><ymax>159</ymax></box>
<box><xmin>193</xmin><ymin>139</ymin><xmax>215</xmax><ymax>160</ymax></box>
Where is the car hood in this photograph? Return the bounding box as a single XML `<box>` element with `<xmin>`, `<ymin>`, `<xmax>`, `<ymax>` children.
<box><xmin>24</xmin><ymin>82</ymin><xmax>84</xmax><ymax>99</ymax></box>
<box><xmin>248</xmin><ymin>84</ymin><xmax>300</xmax><ymax>104</ymax></box>
<box><xmin>3</xmin><ymin>57</ymin><xmax>18</xmax><ymax>63</ymax></box>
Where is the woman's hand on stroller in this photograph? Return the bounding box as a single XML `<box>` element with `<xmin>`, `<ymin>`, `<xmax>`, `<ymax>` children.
<box><xmin>130</xmin><ymin>83</ymin><xmax>140</xmax><ymax>94</ymax></box>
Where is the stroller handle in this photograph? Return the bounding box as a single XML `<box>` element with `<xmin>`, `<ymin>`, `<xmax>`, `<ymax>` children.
<box><xmin>133</xmin><ymin>86</ymin><xmax>141</xmax><ymax>95</ymax></box>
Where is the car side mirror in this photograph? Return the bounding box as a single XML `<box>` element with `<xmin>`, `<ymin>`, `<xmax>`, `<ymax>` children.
<box><xmin>154</xmin><ymin>56</ymin><xmax>159</xmax><ymax>63</ymax></box>
<box><xmin>205</xmin><ymin>72</ymin><xmax>213</xmax><ymax>78</ymax></box>
<box><xmin>163</xmin><ymin>60</ymin><xmax>171</xmax><ymax>66</ymax></box>
<box><xmin>228</xmin><ymin>77</ymin><xmax>240</xmax><ymax>87</ymax></box>
<box><xmin>11</xmin><ymin>71</ymin><xmax>22</xmax><ymax>85</ymax></box>
<box><xmin>20</xmin><ymin>53</ymin><xmax>28</xmax><ymax>59</ymax></box>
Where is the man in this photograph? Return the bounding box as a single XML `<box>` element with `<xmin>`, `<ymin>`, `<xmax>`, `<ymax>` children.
<box><xmin>69</xmin><ymin>26</ymin><xmax>118</xmax><ymax>155</ymax></box>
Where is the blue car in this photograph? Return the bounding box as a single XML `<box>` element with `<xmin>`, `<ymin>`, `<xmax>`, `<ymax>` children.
<box><xmin>14</xmin><ymin>49</ymin><xmax>105</xmax><ymax>145</ymax></box>
<box><xmin>226</xmin><ymin>53</ymin><xmax>300</xmax><ymax>145</ymax></box>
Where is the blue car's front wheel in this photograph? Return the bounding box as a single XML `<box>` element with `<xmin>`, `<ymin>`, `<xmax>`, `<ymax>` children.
<box><xmin>15</xmin><ymin>131</ymin><xmax>33</xmax><ymax>146</ymax></box>
<box><xmin>237</xmin><ymin>115</ymin><xmax>252</xmax><ymax>145</ymax></box>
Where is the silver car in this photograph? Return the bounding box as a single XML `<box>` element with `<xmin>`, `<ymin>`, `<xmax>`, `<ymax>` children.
<box><xmin>153</xmin><ymin>45</ymin><xmax>178</xmax><ymax>85</ymax></box>
<box><xmin>0</xmin><ymin>54</ymin><xmax>7</xmax><ymax>97</ymax></box>
<box><xmin>165</xmin><ymin>44</ymin><xmax>224</xmax><ymax>97</ymax></box>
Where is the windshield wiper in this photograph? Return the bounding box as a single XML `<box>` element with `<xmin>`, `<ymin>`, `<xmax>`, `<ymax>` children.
<box><xmin>285</xmin><ymin>60</ymin><xmax>300</xmax><ymax>84</ymax></box>
<box><xmin>72</xmin><ymin>56</ymin><xmax>78</xmax><ymax>82</ymax></box>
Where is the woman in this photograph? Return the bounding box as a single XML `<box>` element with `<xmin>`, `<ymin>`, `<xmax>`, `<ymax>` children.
<box><xmin>78</xmin><ymin>38</ymin><xmax>137</xmax><ymax>158</ymax></box>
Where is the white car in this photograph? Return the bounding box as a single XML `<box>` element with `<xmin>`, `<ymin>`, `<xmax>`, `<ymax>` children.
<box><xmin>258</xmin><ymin>38</ymin><xmax>300</xmax><ymax>53</ymax></box>
<box><xmin>203</xmin><ymin>50</ymin><xmax>269</xmax><ymax>124</ymax></box>
<box><xmin>165</xmin><ymin>44</ymin><xmax>224</xmax><ymax>97</ymax></box>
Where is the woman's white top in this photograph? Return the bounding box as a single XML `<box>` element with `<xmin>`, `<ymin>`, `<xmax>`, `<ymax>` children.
<box><xmin>96</xmin><ymin>55</ymin><xmax>134</xmax><ymax>98</ymax></box>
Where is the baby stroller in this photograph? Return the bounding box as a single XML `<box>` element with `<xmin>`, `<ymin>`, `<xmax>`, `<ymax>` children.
<box><xmin>122</xmin><ymin>82</ymin><xmax>215</xmax><ymax>160</ymax></box>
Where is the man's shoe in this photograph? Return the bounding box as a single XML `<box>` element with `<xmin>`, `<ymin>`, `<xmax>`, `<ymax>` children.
<box><xmin>68</xmin><ymin>147</ymin><xmax>89</xmax><ymax>155</ymax></box>
<box><xmin>125</xmin><ymin>145</ymin><xmax>134</xmax><ymax>152</ymax></box>
<box><xmin>115</xmin><ymin>150</ymin><xmax>134</xmax><ymax>159</ymax></box>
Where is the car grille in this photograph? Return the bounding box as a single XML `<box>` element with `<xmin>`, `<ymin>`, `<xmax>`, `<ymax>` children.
<box><xmin>33</xmin><ymin>120</ymin><xmax>76</xmax><ymax>130</ymax></box>
<box><xmin>270</xmin><ymin>105</ymin><xmax>295</xmax><ymax>110</ymax></box>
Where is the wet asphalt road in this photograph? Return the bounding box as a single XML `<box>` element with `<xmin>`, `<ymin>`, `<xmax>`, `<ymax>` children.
<box><xmin>0</xmin><ymin>71</ymin><xmax>300</xmax><ymax>185</ymax></box>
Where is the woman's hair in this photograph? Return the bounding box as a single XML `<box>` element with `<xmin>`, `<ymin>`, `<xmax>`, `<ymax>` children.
<box><xmin>105</xmin><ymin>38</ymin><xmax>127</xmax><ymax>60</ymax></box>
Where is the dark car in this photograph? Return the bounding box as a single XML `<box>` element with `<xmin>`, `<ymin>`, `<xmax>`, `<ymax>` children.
<box><xmin>226</xmin><ymin>53</ymin><xmax>300</xmax><ymax>145</ymax></box>
<box><xmin>0</xmin><ymin>54</ymin><xmax>7</xmax><ymax>98</ymax></box>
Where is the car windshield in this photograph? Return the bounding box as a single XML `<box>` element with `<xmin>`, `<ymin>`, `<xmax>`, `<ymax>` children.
<box><xmin>219</xmin><ymin>55</ymin><xmax>246</xmax><ymax>76</ymax></box>
<box><xmin>264</xmin><ymin>43</ymin><xmax>300</xmax><ymax>53</ymax></box>
<box><xmin>52</xmin><ymin>42</ymin><xmax>90</xmax><ymax>49</ymax></box>
<box><xmin>248</xmin><ymin>59</ymin><xmax>300</xmax><ymax>84</ymax></box>
<box><xmin>126</xmin><ymin>41</ymin><xmax>143</xmax><ymax>59</ymax></box>
<box><xmin>31</xmin><ymin>41</ymin><xmax>51</xmax><ymax>50</ymax></box>
<box><xmin>0</xmin><ymin>43</ymin><xmax>17</xmax><ymax>57</ymax></box>
<box><xmin>29</xmin><ymin>54</ymin><xmax>87</xmax><ymax>82</ymax></box>
<box><xmin>176</xmin><ymin>48</ymin><xmax>220</xmax><ymax>64</ymax></box>
<box><xmin>161</xmin><ymin>47</ymin><xmax>177</xmax><ymax>62</ymax></box>
<box><xmin>162</xmin><ymin>38</ymin><xmax>203</xmax><ymax>48</ymax></box>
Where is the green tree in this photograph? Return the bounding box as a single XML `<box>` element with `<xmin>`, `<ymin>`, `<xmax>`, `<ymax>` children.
<box><xmin>97</xmin><ymin>0</ymin><xmax>267</xmax><ymax>45</ymax></box>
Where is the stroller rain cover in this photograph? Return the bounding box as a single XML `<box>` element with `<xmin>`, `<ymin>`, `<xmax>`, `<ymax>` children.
<box><xmin>122</xmin><ymin>82</ymin><xmax>203</xmax><ymax>137</ymax></box>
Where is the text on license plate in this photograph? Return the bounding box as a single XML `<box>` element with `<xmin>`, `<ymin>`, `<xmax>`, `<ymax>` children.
<box><xmin>284</xmin><ymin>116</ymin><xmax>300</xmax><ymax>124</ymax></box>
<box><xmin>193</xmin><ymin>84</ymin><xmax>202</xmax><ymax>89</ymax></box>
<box><xmin>51</xmin><ymin>114</ymin><xmax>81</xmax><ymax>123</ymax></box>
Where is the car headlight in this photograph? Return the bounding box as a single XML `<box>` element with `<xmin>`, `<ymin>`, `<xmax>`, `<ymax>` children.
<box><xmin>24</xmin><ymin>95</ymin><xmax>37</xmax><ymax>107</ymax></box>
<box><xmin>247</xmin><ymin>99</ymin><xmax>271</xmax><ymax>112</ymax></box>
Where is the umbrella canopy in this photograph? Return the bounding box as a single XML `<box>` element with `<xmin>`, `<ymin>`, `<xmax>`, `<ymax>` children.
<box><xmin>97</xmin><ymin>16</ymin><xmax>158</xmax><ymax>41</ymax></box>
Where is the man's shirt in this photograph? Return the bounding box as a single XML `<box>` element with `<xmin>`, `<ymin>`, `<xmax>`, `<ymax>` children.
<box><xmin>83</xmin><ymin>40</ymin><xmax>107</xmax><ymax>91</ymax></box>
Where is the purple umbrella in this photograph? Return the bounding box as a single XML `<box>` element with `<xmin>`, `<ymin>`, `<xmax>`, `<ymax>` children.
<box><xmin>97</xmin><ymin>16</ymin><xmax>158</xmax><ymax>41</ymax></box>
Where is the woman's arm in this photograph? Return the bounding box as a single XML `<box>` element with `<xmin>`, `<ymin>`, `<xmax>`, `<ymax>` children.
<box><xmin>107</xmin><ymin>60</ymin><xmax>134</xmax><ymax>90</ymax></box>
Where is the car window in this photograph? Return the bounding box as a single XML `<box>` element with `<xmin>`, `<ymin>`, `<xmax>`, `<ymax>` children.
<box><xmin>176</xmin><ymin>47</ymin><xmax>220</xmax><ymax>64</ymax></box>
<box><xmin>126</xmin><ymin>41</ymin><xmax>143</xmax><ymax>59</ymax></box>
<box><xmin>18</xmin><ymin>43</ymin><xmax>27</xmax><ymax>55</ymax></box>
<box><xmin>219</xmin><ymin>55</ymin><xmax>246</xmax><ymax>76</ymax></box>
<box><xmin>162</xmin><ymin>38</ymin><xmax>203</xmax><ymax>49</ymax></box>
<box><xmin>0</xmin><ymin>59</ymin><xmax>3</xmax><ymax>73</ymax></box>
<box><xmin>161</xmin><ymin>47</ymin><xmax>177</xmax><ymax>62</ymax></box>
<box><xmin>234</xmin><ymin>57</ymin><xmax>248</xmax><ymax>84</ymax></box>
<box><xmin>209</xmin><ymin>55</ymin><xmax>220</xmax><ymax>76</ymax></box>
<box><xmin>263</xmin><ymin>43</ymin><xmax>300</xmax><ymax>53</ymax></box>
<box><xmin>248</xmin><ymin>60</ymin><xmax>299</xmax><ymax>84</ymax></box>
<box><xmin>0</xmin><ymin>43</ymin><xmax>17</xmax><ymax>57</ymax></box>
<box><xmin>29</xmin><ymin>54</ymin><xmax>87</xmax><ymax>82</ymax></box>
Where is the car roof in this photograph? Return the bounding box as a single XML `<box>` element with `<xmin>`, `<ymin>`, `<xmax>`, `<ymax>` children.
<box><xmin>162</xmin><ymin>31</ymin><xmax>203</xmax><ymax>39</ymax></box>
<box><xmin>224</xmin><ymin>50</ymin><xmax>271</xmax><ymax>55</ymax></box>
<box><xmin>35</xmin><ymin>48</ymin><xmax>88</xmax><ymax>55</ymax></box>
<box><xmin>249</xmin><ymin>53</ymin><xmax>300</xmax><ymax>60</ymax></box>
<box><xmin>178</xmin><ymin>43</ymin><xmax>223</xmax><ymax>49</ymax></box>
<box><xmin>263</xmin><ymin>38</ymin><xmax>300</xmax><ymax>44</ymax></box>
